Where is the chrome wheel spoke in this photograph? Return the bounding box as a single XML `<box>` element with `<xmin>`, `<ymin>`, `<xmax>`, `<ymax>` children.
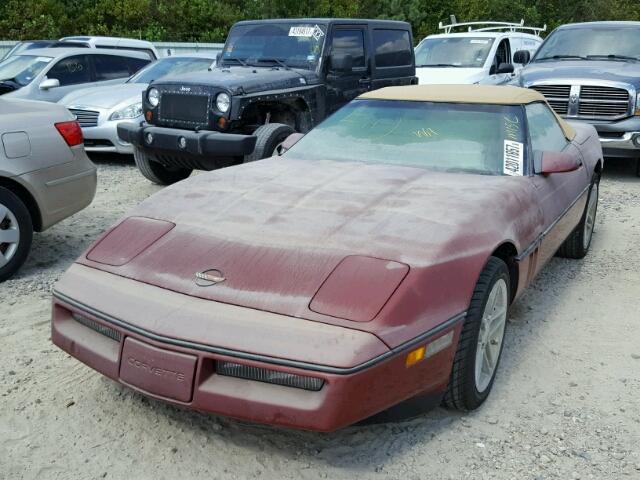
<box><xmin>0</xmin><ymin>228</ymin><xmax>19</xmax><ymax>244</ymax></box>
<box><xmin>0</xmin><ymin>251</ymin><xmax>8</xmax><ymax>268</ymax></box>
<box><xmin>0</xmin><ymin>204</ymin><xmax>8</xmax><ymax>222</ymax></box>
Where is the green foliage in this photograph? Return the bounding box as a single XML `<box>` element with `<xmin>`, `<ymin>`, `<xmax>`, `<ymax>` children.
<box><xmin>0</xmin><ymin>0</ymin><xmax>638</xmax><ymax>42</ymax></box>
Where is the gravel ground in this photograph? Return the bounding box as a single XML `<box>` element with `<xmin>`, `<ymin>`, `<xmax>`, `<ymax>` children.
<box><xmin>1</xmin><ymin>155</ymin><xmax>639</xmax><ymax>480</ymax></box>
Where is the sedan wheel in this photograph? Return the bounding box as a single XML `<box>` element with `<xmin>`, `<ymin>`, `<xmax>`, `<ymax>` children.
<box><xmin>0</xmin><ymin>187</ymin><xmax>33</xmax><ymax>282</ymax></box>
<box><xmin>557</xmin><ymin>174</ymin><xmax>599</xmax><ymax>259</ymax></box>
<box><xmin>583</xmin><ymin>181</ymin><xmax>598</xmax><ymax>251</ymax></box>
<box><xmin>443</xmin><ymin>256</ymin><xmax>510</xmax><ymax>411</ymax></box>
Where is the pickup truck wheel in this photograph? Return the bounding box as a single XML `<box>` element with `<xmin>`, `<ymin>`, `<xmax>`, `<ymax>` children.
<box><xmin>133</xmin><ymin>147</ymin><xmax>192</xmax><ymax>185</ymax></box>
<box><xmin>244</xmin><ymin>123</ymin><xmax>294</xmax><ymax>162</ymax></box>
<box><xmin>443</xmin><ymin>257</ymin><xmax>509</xmax><ymax>411</ymax></box>
<box><xmin>556</xmin><ymin>173</ymin><xmax>599</xmax><ymax>259</ymax></box>
<box><xmin>0</xmin><ymin>187</ymin><xmax>33</xmax><ymax>282</ymax></box>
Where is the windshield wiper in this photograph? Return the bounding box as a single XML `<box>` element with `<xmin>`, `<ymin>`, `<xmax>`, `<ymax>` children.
<box><xmin>416</xmin><ymin>63</ymin><xmax>462</xmax><ymax>68</ymax></box>
<box><xmin>251</xmin><ymin>57</ymin><xmax>291</xmax><ymax>69</ymax></box>
<box><xmin>534</xmin><ymin>55</ymin><xmax>588</xmax><ymax>62</ymax></box>
<box><xmin>223</xmin><ymin>57</ymin><xmax>248</xmax><ymax>67</ymax></box>
<box><xmin>586</xmin><ymin>54</ymin><xmax>640</xmax><ymax>62</ymax></box>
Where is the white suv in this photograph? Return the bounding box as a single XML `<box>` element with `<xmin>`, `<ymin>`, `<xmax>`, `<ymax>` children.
<box><xmin>415</xmin><ymin>19</ymin><xmax>545</xmax><ymax>85</ymax></box>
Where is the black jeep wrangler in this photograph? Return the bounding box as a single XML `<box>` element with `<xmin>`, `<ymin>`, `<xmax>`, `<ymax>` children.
<box><xmin>118</xmin><ymin>18</ymin><xmax>417</xmax><ymax>184</ymax></box>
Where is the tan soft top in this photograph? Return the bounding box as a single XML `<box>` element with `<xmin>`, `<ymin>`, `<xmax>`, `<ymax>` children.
<box><xmin>360</xmin><ymin>85</ymin><xmax>575</xmax><ymax>139</ymax></box>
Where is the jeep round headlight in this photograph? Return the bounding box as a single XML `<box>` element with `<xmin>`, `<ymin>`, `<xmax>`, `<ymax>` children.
<box><xmin>216</xmin><ymin>92</ymin><xmax>230</xmax><ymax>113</ymax></box>
<box><xmin>148</xmin><ymin>88</ymin><xmax>160</xmax><ymax>108</ymax></box>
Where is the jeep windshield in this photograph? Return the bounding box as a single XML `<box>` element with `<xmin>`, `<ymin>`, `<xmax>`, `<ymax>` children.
<box><xmin>0</xmin><ymin>54</ymin><xmax>52</xmax><ymax>86</ymax></box>
<box><xmin>415</xmin><ymin>37</ymin><xmax>495</xmax><ymax>68</ymax></box>
<box><xmin>221</xmin><ymin>22</ymin><xmax>327</xmax><ymax>70</ymax></box>
<box><xmin>534</xmin><ymin>26</ymin><xmax>640</xmax><ymax>62</ymax></box>
<box><xmin>284</xmin><ymin>100</ymin><xmax>528</xmax><ymax>176</ymax></box>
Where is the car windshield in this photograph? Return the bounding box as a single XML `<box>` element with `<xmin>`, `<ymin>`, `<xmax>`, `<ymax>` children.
<box><xmin>284</xmin><ymin>100</ymin><xmax>528</xmax><ymax>176</ymax></box>
<box><xmin>0</xmin><ymin>54</ymin><xmax>52</xmax><ymax>86</ymax></box>
<box><xmin>129</xmin><ymin>56</ymin><xmax>215</xmax><ymax>84</ymax></box>
<box><xmin>415</xmin><ymin>37</ymin><xmax>495</xmax><ymax>68</ymax></box>
<box><xmin>534</xmin><ymin>27</ymin><xmax>640</xmax><ymax>61</ymax></box>
<box><xmin>221</xmin><ymin>22</ymin><xmax>327</xmax><ymax>70</ymax></box>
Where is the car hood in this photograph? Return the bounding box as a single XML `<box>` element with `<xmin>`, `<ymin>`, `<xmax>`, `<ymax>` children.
<box><xmin>78</xmin><ymin>158</ymin><xmax>539</xmax><ymax>344</ymax></box>
<box><xmin>153</xmin><ymin>66</ymin><xmax>319</xmax><ymax>94</ymax></box>
<box><xmin>59</xmin><ymin>83</ymin><xmax>148</xmax><ymax>110</ymax></box>
<box><xmin>416</xmin><ymin>67</ymin><xmax>485</xmax><ymax>85</ymax></box>
<box><xmin>521</xmin><ymin>60</ymin><xmax>640</xmax><ymax>87</ymax></box>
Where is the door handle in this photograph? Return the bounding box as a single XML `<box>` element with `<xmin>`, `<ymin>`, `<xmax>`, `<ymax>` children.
<box><xmin>359</xmin><ymin>77</ymin><xmax>371</xmax><ymax>85</ymax></box>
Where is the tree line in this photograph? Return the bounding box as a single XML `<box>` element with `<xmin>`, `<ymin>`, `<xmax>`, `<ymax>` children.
<box><xmin>1</xmin><ymin>0</ymin><xmax>638</xmax><ymax>42</ymax></box>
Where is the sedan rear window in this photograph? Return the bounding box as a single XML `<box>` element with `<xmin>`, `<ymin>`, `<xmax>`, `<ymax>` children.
<box><xmin>285</xmin><ymin>99</ymin><xmax>528</xmax><ymax>176</ymax></box>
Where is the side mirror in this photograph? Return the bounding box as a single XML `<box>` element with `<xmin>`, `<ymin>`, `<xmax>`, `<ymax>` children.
<box><xmin>39</xmin><ymin>78</ymin><xmax>60</xmax><ymax>90</ymax></box>
<box><xmin>277</xmin><ymin>132</ymin><xmax>305</xmax><ymax>155</ymax></box>
<box><xmin>497</xmin><ymin>62</ymin><xmax>515</xmax><ymax>74</ymax></box>
<box><xmin>536</xmin><ymin>151</ymin><xmax>582</xmax><ymax>175</ymax></box>
<box><xmin>513</xmin><ymin>50</ymin><xmax>531</xmax><ymax>65</ymax></box>
<box><xmin>330</xmin><ymin>53</ymin><xmax>353</xmax><ymax>73</ymax></box>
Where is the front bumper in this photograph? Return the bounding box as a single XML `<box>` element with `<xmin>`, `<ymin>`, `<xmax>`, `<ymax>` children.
<box><xmin>82</xmin><ymin>118</ymin><xmax>139</xmax><ymax>155</ymax></box>
<box><xmin>576</xmin><ymin>116</ymin><xmax>640</xmax><ymax>159</ymax></box>
<box><xmin>117</xmin><ymin>122</ymin><xmax>257</xmax><ymax>167</ymax></box>
<box><xmin>51</xmin><ymin>264</ymin><xmax>459</xmax><ymax>431</ymax></box>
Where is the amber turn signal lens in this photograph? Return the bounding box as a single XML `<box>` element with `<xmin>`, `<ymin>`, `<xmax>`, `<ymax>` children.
<box><xmin>405</xmin><ymin>346</ymin><xmax>426</xmax><ymax>367</ymax></box>
<box><xmin>217</xmin><ymin>117</ymin><xmax>227</xmax><ymax>129</ymax></box>
<box><xmin>145</xmin><ymin>111</ymin><xmax>153</xmax><ymax>122</ymax></box>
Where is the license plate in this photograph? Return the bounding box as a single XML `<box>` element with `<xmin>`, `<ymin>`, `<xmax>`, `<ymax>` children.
<box><xmin>119</xmin><ymin>337</ymin><xmax>197</xmax><ymax>402</ymax></box>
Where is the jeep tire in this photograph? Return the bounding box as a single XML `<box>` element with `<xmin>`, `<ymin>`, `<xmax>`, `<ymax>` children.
<box><xmin>244</xmin><ymin>123</ymin><xmax>295</xmax><ymax>162</ymax></box>
<box><xmin>134</xmin><ymin>147</ymin><xmax>192</xmax><ymax>185</ymax></box>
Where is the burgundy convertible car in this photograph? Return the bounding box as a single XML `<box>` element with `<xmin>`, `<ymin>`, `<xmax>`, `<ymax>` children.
<box><xmin>51</xmin><ymin>86</ymin><xmax>602</xmax><ymax>431</ymax></box>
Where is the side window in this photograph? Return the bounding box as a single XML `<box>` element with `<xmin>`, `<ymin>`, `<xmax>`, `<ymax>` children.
<box><xmin>93</xmin><ymin>55</ymin><xmax>135</xmax><ymax>81</ymax></box>
<box><xmin>373</xmin><ymin>29</ymin><xmax>412</xmax><ymax>67</ymax></box>
<box><xmin>526</xmin><ymin>103</ymin><xmax>569</xmax><ymax>153</ymax></box>
<box><xmin>331</xmin><ymin>29</ymin><xmax>365</xmax><ymax>69</ymax></box>
<box><xmin>47</xmin><ymin>55</ymin><xmax>91</xmax><ymax>85</ymax></box>
<box><xmin>125</xmin><ymin>57</ymin><xmax>151</xmax><ymax>74</ymax></box>
<box><xmin>492</xmin><ymin>39</ymin><xmax>511</xmax><ymax>71</ymax></box>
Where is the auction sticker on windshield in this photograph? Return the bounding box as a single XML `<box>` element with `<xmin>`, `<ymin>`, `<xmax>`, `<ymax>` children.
<box><xmin>289</xmin><ymin>25</ymin><xmax>325</xmax><ymax>40</ymax></box>
<box><xmin>503</xmin><ymin>140</ymin><xmax>524</xmax><ymax>176</ymax></box>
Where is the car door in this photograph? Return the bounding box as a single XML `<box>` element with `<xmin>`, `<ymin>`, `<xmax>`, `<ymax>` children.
<box><xmin>486</xmin><ymin>38</ymin><xmax>512</xmax><ymax>85</ymax></box>
<box><xmin>325</xmin><ymin>26</ymin><xmax>371</xmax><ymax>114</ymax></box>
<box><xmin>526</xmin><ymin>102</ymin><xmax>591</xmax><ymax>271</ymax></box>
<box><xmin>37</xmin><ymin>54</ymin><xmax>93</xmax><ymax>101</ymax></box>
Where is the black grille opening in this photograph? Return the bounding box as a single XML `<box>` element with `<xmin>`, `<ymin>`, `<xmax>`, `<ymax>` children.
<box><xmin>217</xmin><ymin>361</ymin><xmax>325</xmax><ymax>391</ymax></box>
<box><xmin>72</xmin><ymin>312</ymin><xmax>121</xmax><ymax>342</ymax></box>
<box><xmin>161</xmin><ymin>93</ymin><xmax>209</xmax><ymax>123</ymax></box>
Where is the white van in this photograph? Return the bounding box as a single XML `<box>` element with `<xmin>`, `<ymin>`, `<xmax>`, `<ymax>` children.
<box><xmin>415</xmin><ymin>19</ymin><xmax>545</xmax><ymax>85</ymax></box>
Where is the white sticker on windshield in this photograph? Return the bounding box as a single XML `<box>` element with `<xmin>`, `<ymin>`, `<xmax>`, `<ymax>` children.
<box><xmin>470</xmin><ymin>39</ymin><xmax>490</xmax><ymax>44</ymax></box>
<box><xmin>504</xmin><ymin>140</ymin><xmax>524</xmax><ymax>176</ymax></box>
<box><xmin>36</xmin><ymin>56</ymin><xmax>53</xmax><ymax>63</ymax></box>
<box><xmin>289</xmin><ymin>25</ymin><xmax>325</xmax><ymax>40</ymax></box>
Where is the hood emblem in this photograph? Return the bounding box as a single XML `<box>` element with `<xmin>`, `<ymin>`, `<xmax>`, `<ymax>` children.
<box><xmin>195</xmin><ymin>269</ymin><xmax>226</xmax><ymax>287</ymax></box>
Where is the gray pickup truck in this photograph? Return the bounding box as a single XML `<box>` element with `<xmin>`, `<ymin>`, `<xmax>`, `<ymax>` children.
<box><xmin>517</xmin><ymin>21</ymin><xmax>640</xmax><ymax>176</ymax></box>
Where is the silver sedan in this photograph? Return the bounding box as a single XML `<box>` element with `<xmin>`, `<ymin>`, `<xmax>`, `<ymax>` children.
<box><xmin>59</xmin><ymin>53</ymin><xmax>218</xmax><ymax>154</ymax></box>
<box><xmin>0</xmin><ymin>98</ymin><xmax>96</xmax><ymax>281</ymax></box>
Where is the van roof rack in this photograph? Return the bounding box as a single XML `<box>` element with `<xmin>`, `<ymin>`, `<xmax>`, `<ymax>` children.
<box><xmin>438</xmin><ymin>18</ymin><xmax>546</xmax><ymax>36</ymax></box>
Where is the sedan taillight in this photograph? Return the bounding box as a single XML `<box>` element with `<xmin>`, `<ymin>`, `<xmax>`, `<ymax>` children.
<box><xmin>55</xmin><ymin>121</ymin><xmax>83</xmax><ymax>147</ymax></box>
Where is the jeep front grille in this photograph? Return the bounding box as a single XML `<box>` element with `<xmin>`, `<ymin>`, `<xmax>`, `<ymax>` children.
<box><xmin>69</xmin><ymin>108</ymin><xmax>100</xmax><ymax>128</ymax></box>
<box><xmin>159</xmin><ymin>93</ymin><xmax>209</xmax><ymax>125</ymax></box>
<box><xmin>530</xmin><ymin>84</ymin><xmax>632</xmax><ymax>120</ymax></box>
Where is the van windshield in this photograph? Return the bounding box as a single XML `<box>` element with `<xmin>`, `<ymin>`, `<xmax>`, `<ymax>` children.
<box><xmin>221</xmin><ymin>22</ymin><xmax>327</xmax><ymax>70</ymax></box>
<box><xmin>0</xmin><ymin>55</ymin><xmax>52</xmax><ymax>86</ymax></box>
<box><xmin>415</xmin><ymin>37</ymin><xmax>495</xmax><ymax>68</ymax></box>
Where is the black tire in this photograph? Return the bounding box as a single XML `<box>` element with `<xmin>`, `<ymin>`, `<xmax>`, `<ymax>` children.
<box><xmin>244</xmin><ymin>123</ymin><xmax>294</xmax><ymax>163</ymax></box>
<box><xmin>133</xmin><ymin>147</ymin><xmax>192</xmax><ymax>185</ymax></box>
<box><xmin>556</xmin><ymin>173</ymin><xmax>600</xmax><ymax>259</ymax></box>
<box><xmin>0</xmin><ymin>187</ymin><xmax>33</xmax><ymax>282</ymax></box>
<box><xmin>443</xmin><ymin>257</ymin><xmax>510</xmax><ymax>411</ymax></box>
